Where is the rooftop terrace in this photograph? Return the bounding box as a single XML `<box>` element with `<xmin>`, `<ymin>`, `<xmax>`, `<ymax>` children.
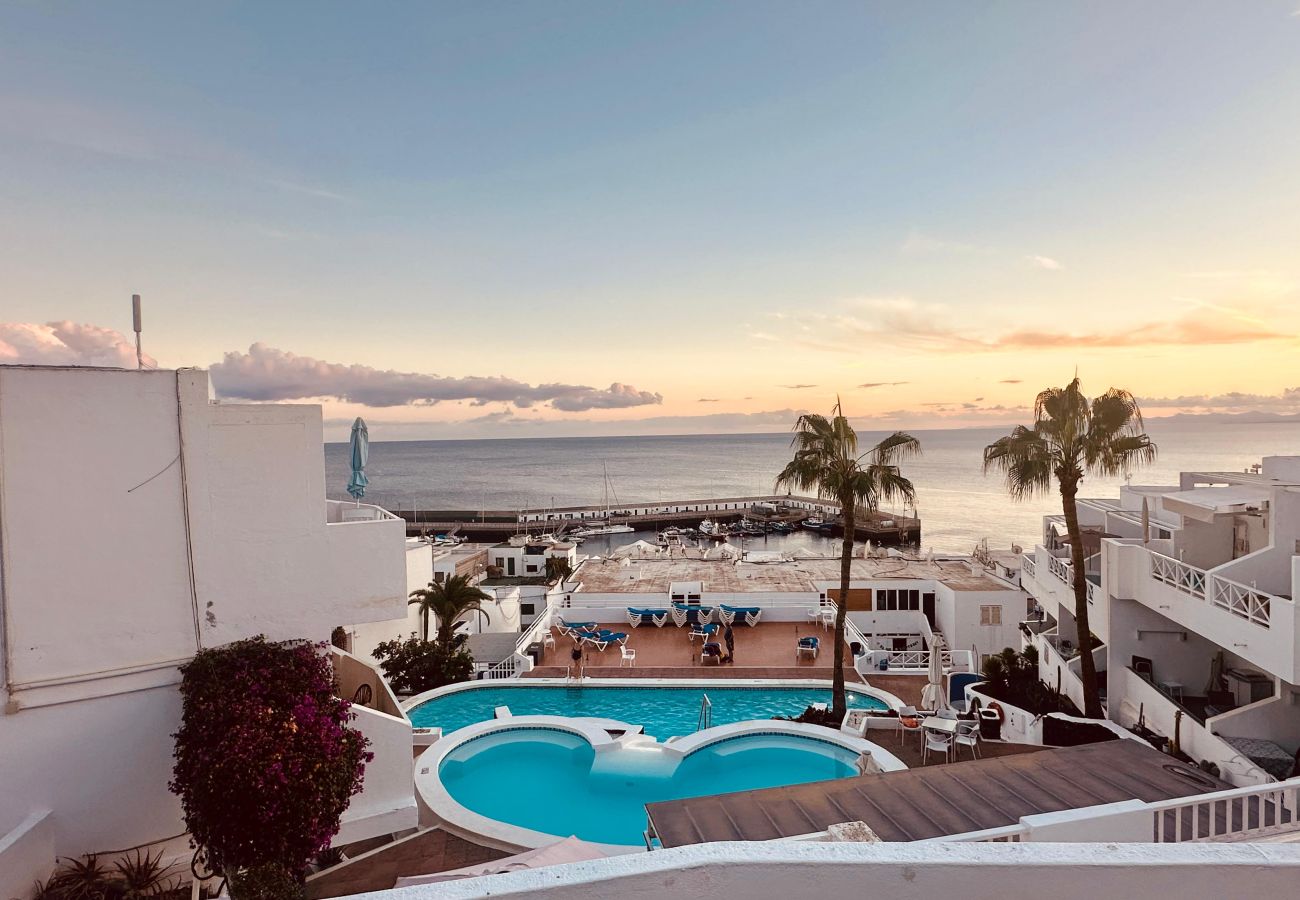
<box><xmin>574</xmin><ymin>555</ymin><xmax>1008</xmax><ymax>594</ymax></box>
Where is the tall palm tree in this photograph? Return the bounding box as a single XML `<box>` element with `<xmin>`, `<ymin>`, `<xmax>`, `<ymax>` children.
<box><xmin>408</xmin><ymin>575</ymin><xmax>493</xmax><ymax>647</ymax></box>
<box><xmin>983</xmin><ymin>377</ymin><xmax>1156</xmax><ymax>718</ymax></box>
<box><xmin>776</xmin><ymin>401</ymin><xmax>920</xmax><ymax>719</ymax></box>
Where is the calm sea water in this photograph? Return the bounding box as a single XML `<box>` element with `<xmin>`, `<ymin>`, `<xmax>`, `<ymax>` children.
<box><xmin>325</xmin><ymin>423</ymin><xmax>1299</xmax><ymax>553</ymax></box>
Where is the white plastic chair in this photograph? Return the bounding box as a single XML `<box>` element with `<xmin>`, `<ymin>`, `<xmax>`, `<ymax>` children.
<box><xmin>896</xmin><ymin>705</ymin><xmax>922</xmax><ymax>745</ymax></box>
<box><xmin>620</xmin><ymin>646</ymin><xmax>636</xmax><ymax>667</ymax></box>
<box><xmin>955</xmin><ymin>721</ymin><xmax>981</xmax><ymax>759</ymax></box>
<box><xmin>922</xmin><ymin>728</ymin><xmax>954</xmax><ymax>765</ymax></box>
<box><xmin>937</xmin><ymin>708</ymin><xmax>958</xmax><ymax>721</ymax></box>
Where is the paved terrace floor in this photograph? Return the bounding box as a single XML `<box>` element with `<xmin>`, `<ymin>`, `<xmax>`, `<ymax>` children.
<box><xmin>529</xmin><ymin>621</ymin><xmax>859</xmax><ymax>676</ymax></box>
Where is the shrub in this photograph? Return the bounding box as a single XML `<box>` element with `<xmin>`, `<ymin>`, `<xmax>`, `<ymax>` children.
<box><xmin>372</xmin><ymin>632</ymin><xmax>474</xmax><ymax>695</ymax></box>
<box><xmin>979</xmin><ymin>645</ymin><xmax>1077</xmax><ymax>716</ymax></box>
<box><xmin>169</xmin><ymin>636</ymin><xmax>371</xmax><ymax>894</ymax></box>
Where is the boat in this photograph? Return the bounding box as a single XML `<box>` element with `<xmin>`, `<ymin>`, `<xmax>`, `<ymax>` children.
<box><xmin>573</xmin><ymin>461</ymin><xmax>635</xmax><ymax>536</ymax></box>
<box><xmin>698</xmin><ymin>519</ymin><xmax>728</xmax><ymax>539</ymax></box>
<box><xmin>802</xmin><ymin>517</ymin><xmax>835</xmax><ymax>533</ymax></box>
<box><xmin>573</xmin><ymin>522</ymin><xmax>635</xmax><ymax>537</ymax></box>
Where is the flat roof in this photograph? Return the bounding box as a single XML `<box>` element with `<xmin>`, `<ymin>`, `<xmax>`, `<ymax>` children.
<box><xmin>646</xmin><ymin>739</ymin><xmax>1231</xmax><ymax>847</ymax></box>
<box><xmin>464</xmin><ymin>632</ymin><xmax>520</xmax><ymax>665</ymax></box>
<box><xmin>575</xmin><ymin>555</ymin><xmax>1009</xmax><ymax>594</ymax></box>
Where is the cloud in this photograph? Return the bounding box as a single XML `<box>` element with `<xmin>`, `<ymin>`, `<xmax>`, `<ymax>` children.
<box><xmin>209</xmin><ymin>343</ymin><xmax>663</xmax><ymax>411</ymax></box>
<box><xmin>995</xmin><ymin>313</ymin><xmax>1282</xmax><ymax>349</ymax></box>
<box><xmin>0</xmin><ymin>321</ymin><xmax>154</xmax><ymax>368</ymax></box>
<box><xmin>698</xmin><ymin>398</ymin><xmax>720</xmax><ymax>403</ymax></box>
<box><xmin>781</xmin><ymin>384</ymin><xmax>818</xmax><ymax>389</ymax></box>
<box><xmin>999</xmin><ymin>379</ymin><xmax>1022</xmax><ymax>384</ymax></box>
<box><xmin>760</xmin><ymin>298</ymin><xmax>1291</xmax><ymax>355</ymax></box>
<box><xmin>1137</xmin><ymin>387</ymin><xmax>1300</xmax><ymax>411</ymax></box>
<box><xmin>858</xmin><ymin>381</ymin><xmax>908</xmax><ymax>389</ymax></box>
<box><xmin>323</xmin><ymin>408</ymin><xmax>809</xmax><ymax>441</ymax></box>
<box><xmin>1028</xmin><ymin>255</ymin><xmax>1062</xmax><ymax>270</ymax></box>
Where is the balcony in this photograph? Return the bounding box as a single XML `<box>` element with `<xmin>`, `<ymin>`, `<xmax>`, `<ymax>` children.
<box><xmin>322</xmin><ymin>500</ymin><xmax>409</xmax><ymax>628</ymax></box>
<box><xmin>1110</xmin><ymin>542</ymin><xmax>1299</xmax><ymax>683</ymax></box>
<box><xmin>1115</xmin><ymin>667</ymin><xmax>1274</xmax><ymax>786</ymax></box>
<box><xmin>330</xmin><ymin>648</ymin><xmax>419</xmax><ymax>844</ymax></box>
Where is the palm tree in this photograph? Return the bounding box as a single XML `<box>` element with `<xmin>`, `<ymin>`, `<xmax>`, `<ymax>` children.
<box><xmin>776</xmin><ymin>400</ymin><xmax>920</xmax><ymax>719</ymax></box>
<box><xmin>544</xmin><ymin>556</ymin><xmax>573</xmax><ymax>585</ymax></box>
<box><xmin>983</xmin><ymin>377</ymin><xmax>1156</xmax><ymax>718</ymax></box>
<box><xmin>408</xmin><ymin>575</ymin><xmax>493</xmax><ymax>647</ymax></box>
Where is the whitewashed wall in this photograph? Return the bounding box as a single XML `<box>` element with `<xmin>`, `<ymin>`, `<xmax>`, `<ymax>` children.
<box><xmin>0</xmin><ymin>366</ymin><xmax>409</xmax><ymax>886</ymax></box>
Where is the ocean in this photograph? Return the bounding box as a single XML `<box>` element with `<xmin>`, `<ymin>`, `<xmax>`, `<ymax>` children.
<box><xmin>324</xmin><ymin>422</ymin><xmax>1300</xmax><ymax>554</ymax></box>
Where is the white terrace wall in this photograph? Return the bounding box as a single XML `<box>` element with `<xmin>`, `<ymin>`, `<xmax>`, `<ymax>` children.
<box><xmin>350</xmin><ymin>842</ymin><xmax>1300</xmax><ymax>900</ymax></box>
<box><xmin>351</xmin><ymin>540</ymin><xmax>435</xmax><ymax>663</ymax></box>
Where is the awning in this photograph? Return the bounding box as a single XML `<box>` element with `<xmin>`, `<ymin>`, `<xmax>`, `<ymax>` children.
<box><xmin>1161</xmin><ymin>486</ymin><xmax>1270</xmax><ymax>523</ymax></box>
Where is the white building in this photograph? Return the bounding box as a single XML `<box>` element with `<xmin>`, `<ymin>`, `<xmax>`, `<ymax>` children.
<box><xmin>1019</xmin><ymin>455</ymin><xmax>1300</xmax><ymax>785</ymax></box>
<box><xmin>557</xmin><ymin>552</ymin><xmax>1028</xmax><ymax>672</ymax></box>
<box><xmin>0</xmin><ymin>366</ymin><xmax>415</xmax><ymax>896</ymax></box>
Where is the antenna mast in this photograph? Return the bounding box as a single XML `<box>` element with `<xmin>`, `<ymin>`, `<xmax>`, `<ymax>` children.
<box><xmin>132</xmin><ymin>294</ymin><xmax>144</xmax><ymax>370</ymax></box>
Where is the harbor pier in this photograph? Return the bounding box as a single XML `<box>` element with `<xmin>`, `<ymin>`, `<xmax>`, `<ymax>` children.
<box><xmin>389</xmin><ymin>494</ymin><xmax>920</xmax><ymax>545</ymax></box>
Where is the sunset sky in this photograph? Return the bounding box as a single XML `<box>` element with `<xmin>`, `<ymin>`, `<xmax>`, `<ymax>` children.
<box><xmin>2</xmin><ymin>2</ymin><xmax>1298</xmax><ymax>440</ymax></box>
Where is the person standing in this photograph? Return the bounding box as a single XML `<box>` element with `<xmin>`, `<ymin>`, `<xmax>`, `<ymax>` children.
<box><xmin>723</xmin><ymin>622</ymin><xmax>735</xmax><ymax>664</ymax></box>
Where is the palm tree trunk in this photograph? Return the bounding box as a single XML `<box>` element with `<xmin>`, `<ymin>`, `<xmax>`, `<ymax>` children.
<box><xmin>832</xmin><ymin>500</ymin><xmax>853</xmax><ymax>720</ymax></box>
<box><xmin>1060</xmin><ymin>480</ymin><xmax>1103</xmax><ymax>717</ymax></box>
<box><xmin>421</xmin><ymin>608</ymin><xmax>429</xmax><ymax>643</ymax></box>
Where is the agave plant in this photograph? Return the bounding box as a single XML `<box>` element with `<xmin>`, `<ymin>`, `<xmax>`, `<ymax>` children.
<box><xmin>114</xmin><ymin>849</ymin><xmax>178</xmax><ymax>898</ymax></box>
<box><xmin>50</xmin><ymin>855</ymin><xmax>114</xmax><ymax>899</ymax></box>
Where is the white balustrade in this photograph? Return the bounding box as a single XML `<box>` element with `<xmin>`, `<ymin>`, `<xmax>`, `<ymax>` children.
<box><xmin>1149</xmin><ymin>552</ymin><xmax>1207</xmax><ymax>599</ymax></box>
<box><xmin>1210</xmin><ymin>576</ymin><xmax>1272</xmax><ymax>628</ymax></box>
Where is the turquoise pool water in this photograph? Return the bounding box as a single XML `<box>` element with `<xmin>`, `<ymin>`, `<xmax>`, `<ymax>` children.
<box><xmin>408</xmin><ymin>684</ymin><xmax>888</xmax><ymax>739</ymax></box>
<box><xmin>439</xmin><ymin>727</ymin><xmax>859</xmax><ymax>846</ymax></box>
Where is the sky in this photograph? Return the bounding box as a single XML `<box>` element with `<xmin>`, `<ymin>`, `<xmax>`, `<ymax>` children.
<box><xmin>2</xmin><ymin>1</ymin><xmax>1299</xmax><ymax>441</ymax></box>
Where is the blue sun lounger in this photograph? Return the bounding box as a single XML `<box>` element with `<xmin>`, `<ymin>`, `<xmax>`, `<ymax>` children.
<box><xmin>579</xmin><ymin>630</ymin><xmax>629</xmax><ymax>651</ymax></box>
<box><xmin>626</xmin><ymin>607</ymin><xmax>670</xmax><ymax>628</ymax></box>
<box><xmin>797</xmin><ymin>635</ymin><xmax>820</xmax><ymax>660</ymax></box>
<box><xmin>719</xmin><ymin>605</ymin><xmax>763</xmax><ymax>627</ymax></box>
<box><xmin>689</xmin><ymin>622</ymin><xmax>720</xmax><ymax>642</ymax></box>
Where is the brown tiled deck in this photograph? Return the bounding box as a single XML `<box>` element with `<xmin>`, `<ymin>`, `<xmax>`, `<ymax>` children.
<box><xmin>863</xmin><ymin>726</ymin><xmax>1044</xmax><ymax>769</ymax></box>
<box><xmin>306</xmin><ymin>829</ymin><xmax>508</xmax><ymax>898</ymax></box>
<box><xmin>534</xmin><ymin>621</ymin><xmax>856</xmax><ymax>674</ymax></box>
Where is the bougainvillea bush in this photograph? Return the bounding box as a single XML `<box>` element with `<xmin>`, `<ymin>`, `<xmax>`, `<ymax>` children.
<box><xmin>170</xmin><ymin>636</ymin><xmax>371</xmax><ymax>894</ymax></box>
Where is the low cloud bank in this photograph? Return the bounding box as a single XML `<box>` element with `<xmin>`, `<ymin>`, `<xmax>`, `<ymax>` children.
<box><xmin>210</xmin><ymin>343</ymin><xmax>663</xmax><ymax>412</ymax></box>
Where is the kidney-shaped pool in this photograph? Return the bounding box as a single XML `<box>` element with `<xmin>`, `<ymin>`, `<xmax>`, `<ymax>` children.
<box><xmin>436</xmin><ymin>724</ymin><xmax>870</xmax><ymax>847</ymax></box>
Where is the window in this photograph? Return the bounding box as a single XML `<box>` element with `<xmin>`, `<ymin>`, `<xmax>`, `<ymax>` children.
<box><xmin>525</xmin><ymin>564</ymin><xmax>538</xmax><ymax>574</ymax></box>
<box><xmin>506</xmin><ymin>558</ymin><xmax>516</xmax><ymax>576</ymax></box>
<box><xmin>433</xmin><ymin>571</ymin><xmax>446</xmax><ymax>583</ymax></box>
<box><xmin>980</xmin><ymin>605</ymin><xmax>1003</xmax><ymax>626</ymax></box>
<box><xmin>520</xmin><ymin>603</ymin><xmax>535</xmax><ymax>616</ymax></box>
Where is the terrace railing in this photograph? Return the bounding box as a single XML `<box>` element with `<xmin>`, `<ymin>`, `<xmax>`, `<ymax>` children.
<box><xmin>1145</xmin><ymin>550</ymin><xmax>1281</xmax><ymax>631</ymax></box>
<box><xmin>1150</xmin><ymin>779</ymin><xmax>1299</xmax><ymax>842</ymax></box>
<box><xmin>1210</xmin><ymin>576</ymin><xmax>1272</xmax><ymax>628</ymax></box>
<box><xmin>483</xmin><ymin>653</ymin><xmax>532</xmax><ymax>680</ymax></box>
<box><xmin>1047</xmin><ymin>554</ymin><xmax>1071</xmax><ymax>586</ymax></box>
<box><xmin>933</xmin><ymin>777</ymin><xmax>1300</xmax><ymax>844</ymax></box>
<box><xmin>1149</xmin><ymin>552</ymin><xmax>1207</xmax><ymax>599</ymax></box>
<box><xmin>1021</xmin><ymin>554</ymin><xmax>1036</xmax><ymax>580</ymax></box>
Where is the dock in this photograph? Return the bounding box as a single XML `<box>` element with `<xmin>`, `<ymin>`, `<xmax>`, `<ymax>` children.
<box><xmin>387</xmin><ymin>494</ymin><xmax>920</xmax><ymax>545</ymax></box>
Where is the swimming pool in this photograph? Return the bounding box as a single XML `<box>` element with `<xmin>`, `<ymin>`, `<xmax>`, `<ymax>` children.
<box><xmin>436</xmin><ymin>725</ymin><xmax>864</xmax><ymax>847</ymax></box>
<box><xmin>407</xmin><ymin>682</ymin><xmax>892</xmax><ymax>739</ymax></box>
